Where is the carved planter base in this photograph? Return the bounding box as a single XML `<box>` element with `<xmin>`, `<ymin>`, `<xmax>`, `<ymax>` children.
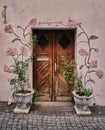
<box><xmin>13</xmin><ymin>90</ymin><xmax>34</xmax><ymax>113</ymax></box>
<box><xmin>72</xmin><ymin>90</ymin><xmax>93</xmax><ymax>115</ymax></box>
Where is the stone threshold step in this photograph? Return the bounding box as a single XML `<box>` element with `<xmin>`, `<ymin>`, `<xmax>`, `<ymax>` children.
<box><xmin>32</xmin><ymin>102</ymin><xmax>74</xmax><ymax>112</ymax></box>
<box><xmin>34</xmin><ymin>102</ymin><xmax>73</xmax><ymax>106</ymax></box>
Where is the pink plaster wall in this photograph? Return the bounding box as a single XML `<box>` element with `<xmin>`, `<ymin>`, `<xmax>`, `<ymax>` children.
<box><xmin>0</xmin><ymin>0</ymin><xmax>105</xmax><ymax>105</ymax></box>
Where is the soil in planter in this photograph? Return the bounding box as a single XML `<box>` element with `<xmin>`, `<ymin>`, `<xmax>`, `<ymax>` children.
<box><xmin>76</xmin><ymin>89</ymin><xmax>93</xmax><ymax>97</ymax></box>
<box><xmin>76</xmin><ymin>92</ymin><xmax>85</xmax><ymax>96</ymax></box>
<box><xmin>16</xmin><ymin>90</ymin><xmax>31</xmax><ymax>94</ymax></box>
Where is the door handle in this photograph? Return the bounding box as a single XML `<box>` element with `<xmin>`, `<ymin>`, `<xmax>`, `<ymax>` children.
<box><xmin>54</xmin><ymin>63</ymin><xmax>57</xmax><ymax>72</ymax></box>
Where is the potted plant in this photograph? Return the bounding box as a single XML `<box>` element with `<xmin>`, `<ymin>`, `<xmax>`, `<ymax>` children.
<box><xmin>4</xmin><ymin>19</ymin><xmax>37</xmax><ymax>112</ymax></box>
<box><xmin>72</xmin><ymin>76</ymin><xmax>93</xmax><ymax>112</ymax></box>
<box><xmin>61</xmin><ymin>56</ymin><xmax>93</xmax><ymax>114</ymax></box>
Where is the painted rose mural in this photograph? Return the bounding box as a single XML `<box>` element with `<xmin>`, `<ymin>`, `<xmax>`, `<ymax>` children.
<box><xmin>4</xmin><ymin>18</ymin><xmax>37</xmax><ymax>91</ymax></box>
<box><xmin>77</xmin><ymin>23</ymin><xmax>103</xmax><ymax>89</ymax></box>
<box><xmin>3</xmin><ymin>18</ymin><xmax>103</xmax><ymax>93</ymax></box>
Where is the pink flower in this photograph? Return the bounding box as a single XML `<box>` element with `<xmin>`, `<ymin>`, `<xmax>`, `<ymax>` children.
<box><xmin>4</xmin><ymin>24</ymin><xmax>13</xmax><ymax>33</ymax></box>
<box><xmin>29</xmin><ymin>18</ymin><xmax>37</xmax><ymax>26</ymax></box>
<box><xmin>20</xmin><ymin>46</ymin><xmax>28</xmax><ymax>56</ymax></box>
<box><xmin>90</xmin><ymin>61</ymin><xmax>97</xmax><ymax>68</ymax></box>
<box><xmin>96</xmin><ymin>70</ymin><xmax>104</xmax><ymax>78</ymax></box>
<box><xmin>79</xmin><ymin>49</ymin><xmax>88</xmax><ymax>56</ymax></box>
<box><xmin>67</xmin><ymin>19</ymin><xmax>80</xmax><ymax>28</ymax></box>
<box><xmin>3</xmin><ymin>65</ymin><xmax>12</xmax><ymax>73</ymax></box>
<box><xmin>6</xmin><ymin>48</ymin><xmax>18</xmax><ymax>56</ymax></box>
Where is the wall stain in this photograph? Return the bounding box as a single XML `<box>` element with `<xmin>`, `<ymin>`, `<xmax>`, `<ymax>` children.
<box><xmin>1</xmin><ymin>6</ymin><xmax>8</xmax><ymax>24</ymax></box>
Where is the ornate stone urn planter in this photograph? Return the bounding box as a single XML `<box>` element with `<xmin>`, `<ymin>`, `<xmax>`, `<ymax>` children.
<box><xmin>72</xmin><ymin>90</ymin><xmax>93</xmax><ymax>115</ymax></box>
<box><xmin>13</xmin><ymin>90</ymin><xmax>34</xmax><ymax>113</ymax></box>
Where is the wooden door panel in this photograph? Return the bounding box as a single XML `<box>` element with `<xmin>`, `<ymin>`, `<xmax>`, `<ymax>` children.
<box><xmin>35</xmin><ymin>62</ymin><xmax>50</xmax><ymax>93</ymax></box>
<box><xmin>58</xmin><ymin>74</ymin><xmax>70</xmax><ymax>96</ymax></box>
<box><xmin>54</xmin><ymin>30</ymin><xmax>75</xmax><ymax>101</ymax></box>
<box><xmin>35</xmin><ymin>61</ymin><xmax>51</xmax><ymax>101</ymax></box>
<box><xmin>33</xmin><ymin>29</ymin><xmax>75</xmax><ymax>101</ymax></box>
<box><xmin>33</xmin><ymin>30</ymin><xmax>53</xmax><ymax>101</ymax></box>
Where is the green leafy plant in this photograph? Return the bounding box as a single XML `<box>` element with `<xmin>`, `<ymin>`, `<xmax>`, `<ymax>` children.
<box><xmin>85</xmin><ymin>89</ymin><xmax>93</xmax><ymax>97</ymax></box>
<box><xmin>61</xmin><ymin>56</ymin><xmax>93</xmax><ymax>96</ymax></box>
<box><xmin>61</xmin><ymin>56</ymin><xmax>77</xmax><ymax>86</ymax></box>
<box><xmin>33</xmin><ymin>90</ymin><xmax>40</xmax><ymax>102</ymax></box>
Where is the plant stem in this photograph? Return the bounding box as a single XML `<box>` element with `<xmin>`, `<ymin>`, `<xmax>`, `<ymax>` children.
<box><xmin>23</xmin><ymin>25</ymin><xmax>30</xmax><ymax>38</ymax></box>
<box><xmin>13</xmin><ymin>32</ymin><xmax>20</xmax><ymax>38</ymax></box>
<box><xmin>79</xmin><ymin>24</ymin><xmax>92</xmax><ymax>88</ymax></box>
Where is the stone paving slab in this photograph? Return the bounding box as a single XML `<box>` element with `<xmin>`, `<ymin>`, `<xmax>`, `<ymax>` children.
<box><xmin>0</xmin><ymin>102</ymin><xmax>105</xmax><ymax>130</ymax></box>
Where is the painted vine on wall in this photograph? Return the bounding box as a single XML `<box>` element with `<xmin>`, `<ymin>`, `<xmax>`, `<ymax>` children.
<box><xmin>78</xmin><ymin>24</ymin><xmax>103</xmax><ymax>89</ymax></box>
<box><xmin>3</xmin><ymin>18</ymin><xmax>103</xmax><ymax>90</ymax></box>
<box><xmin>4</xmin><ymin>18</ymin><xmax>37</xmax><ymax>90</ymax></box>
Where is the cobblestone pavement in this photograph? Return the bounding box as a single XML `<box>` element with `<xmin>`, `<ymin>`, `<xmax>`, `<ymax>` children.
<box><xmin>0</xmin><ymin>102</ymin><xmax>105</xmax><ymax>130</ymax></box>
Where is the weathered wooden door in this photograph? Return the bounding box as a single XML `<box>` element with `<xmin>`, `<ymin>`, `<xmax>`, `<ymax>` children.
<box><xmin>33</xmin><ymin>29</ymin><xmax>75</xmax><ymax>101</ymax></box>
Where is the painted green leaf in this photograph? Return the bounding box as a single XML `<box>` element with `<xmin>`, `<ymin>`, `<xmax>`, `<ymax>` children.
<box><xmin>78</xmin><ymin>32</ymin><xmax>85</xmax><ymax>37</ymax></box>
<box><xmin>17</xmin><ymin>26</ymin><xmax>23</xmax><ymax>29</ymax></box>
<box><xmin>79</xmin><ymin>65</ymin><xmax>84</xmax><ymax>70</ymax></box>
<box><xmin>87</xmin><ymin>79</ymin><xmax>95</xmax><ymax>84</ymax></box>
<box><xmin>78</xmin><ymin>41</ymin><xmax>88</xmax><ymax>44</ymax></box>
<box><xmin>89</xmin><ymin>35</ymin><xmax>98</xmax><ymax>40</ymax></box>
<box><xmin>17</xmin><ymin>26</ymin><xmax>24</xmax><ymax>31</ymax></box>
<box><xmin>12</xmin><ymin>38</ymin><xmax>20</xmax><ymax>42</ymax></box>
